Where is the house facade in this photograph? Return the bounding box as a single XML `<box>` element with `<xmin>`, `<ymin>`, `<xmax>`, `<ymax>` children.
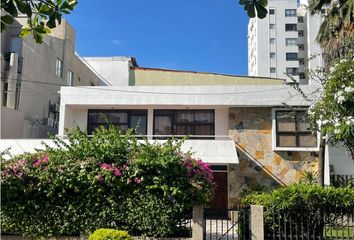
<box><xmin>56</xmin><ymin>59</ymin><xmax>331</xmax><ymax>208</ymax></box>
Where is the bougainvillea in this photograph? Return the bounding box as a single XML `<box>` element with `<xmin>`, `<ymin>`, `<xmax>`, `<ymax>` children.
<box><xmin>1</xmin><ymin>126</ymin><xmax>215</xmax><ymax>237</ymax></box>
<box><xmin>308</xmin><ymin>58</ymin><xmax>354</xmax><ymax>158</ymax></box>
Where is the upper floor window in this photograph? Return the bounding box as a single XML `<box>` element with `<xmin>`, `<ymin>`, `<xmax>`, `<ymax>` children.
<box><xmin>154</xmin><ymin>110</ymin><xmax>214</xmax><ymax>139</ymax></box>
<box><xmin>286</xmin><ymin>38</ymin><xmax>297</xmax><ymax>46</ymax></box>
<box><xmin>286</xmin><ymin>67</ymin><xmax>298</xmax><ymax>75</ymax></box>
<box><xmin>269</xmin><ymin>24</ymin><xmax>275</xmax><ymax>30</ymax></box>
<box><xmin>270</xmin><ymin>67</ymin><xmax>276</xmax><ymax>73</ymax></box>
<box><xmin>285</xmin><ymin>9</ymin><xmax>297</xmax><ymax>17</ymax></box>
<box><xmin>67</xmin><ymin>70</ymin><xmax>74</xmax><ymax>86</ymax></box>
<box><xmin>270</xmin><ymin>38</ymin><xmax>276</xmax><ymax>44</ymax></box>
<box><xmin>298</xmin><ymin>30</ymin><xmax>304</xmax><ymax>37</ymax></box>
<box><xmin>87</xmin><ymin>110</ymin><xmax>147</xmax><ymax>135</ymax></box>
<box><xmin>270</xmin><ymin>52</ymin><xmax>276</xmax><ymax>59</ymax></box>
<box><xmin>298</xmin><ymin>44</ymin><xmax>305</xmax><ymax>51</ymax></box>
<box><xmin>273</xmin><ymin>109</ymin><xmax>317</xmax><ymax>150</ymax></box>
<box><xmin>56</xmin><ymin>58</ymin><xmax>63</xmax><ymax>78</ymax></box>
<box><xmin>285</xmin><ymin>24</ymin><xmax>297</xmax><ymax>31</ymax></box>
<box><xmin>298</xmin><ymin>16</ymin><xmax>304</xmax><ymax>23</ymax></box>
<box><xmin>269</xmin><ymin>9</ymin><xmax>275</xmax><ymax>15</ymax></box>
<box><xmin>286</xmin><ymin>52</ymin><xmax>298</xmax><ymax>61</ymax></box>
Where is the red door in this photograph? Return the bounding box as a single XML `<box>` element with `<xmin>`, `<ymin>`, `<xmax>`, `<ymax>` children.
<box><xmin>210</xmin><ymin>172</ymin><xmax>228</xmax><ymax>210</ymax></box>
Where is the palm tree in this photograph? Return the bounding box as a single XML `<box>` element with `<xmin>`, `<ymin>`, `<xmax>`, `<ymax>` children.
<box><xmin>309</xmin><ymin>0</ymin><xmax>354</xmax><ymax>66</ymax></box>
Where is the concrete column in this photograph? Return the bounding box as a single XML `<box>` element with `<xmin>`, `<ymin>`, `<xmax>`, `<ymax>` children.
<box><xmin>250</xmin><ymin>205</ymin><xmax>264</xmax><ymax>240</ymax></box>
<box><xmin>192</xmin><ymin>205</ymin><xmax>204</xmax><ymax>240</ymax></box>
<box><xmin>147</xmin><ymin>108</ymin><xmax>154</xmax><ymax>139</ymax></box>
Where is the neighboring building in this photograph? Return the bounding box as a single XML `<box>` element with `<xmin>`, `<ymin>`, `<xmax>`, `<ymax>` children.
<box><xmin>0</xmin><ymin>17</ymin><xmax>101</xmax><ymax>139</ymax></box>
<box><xmin>248</xmin><ymin>0</ymin><xmax>323</xmax><ymax>84</ymax></box>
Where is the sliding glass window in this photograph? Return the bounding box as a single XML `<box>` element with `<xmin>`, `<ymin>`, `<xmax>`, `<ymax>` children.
<box><xmin>154</xmin><ymin>110</ymin><xmax>215</xmax><ymax>139</ymax></box>
<box><xmin>87</xmin><ymin>110</ymin><xmax>147</xmax><ymax>135</ymax></box>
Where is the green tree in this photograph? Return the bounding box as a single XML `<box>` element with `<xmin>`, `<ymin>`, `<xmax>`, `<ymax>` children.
<box><xmin>308</xmin><ymin>0</ymin><xmax>354</xmax><ymax>66</ymax></box>
<box><xmin>1</xmin><ymin>0</ymin><xmax>77</xmax><ymax>43</ymax></box>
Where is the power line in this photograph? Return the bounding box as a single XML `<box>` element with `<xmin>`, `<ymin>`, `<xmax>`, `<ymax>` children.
<box><xmin>76</xmin><ymin>86</ymin><xmax>296</xmax><ymax>96</ymax></box>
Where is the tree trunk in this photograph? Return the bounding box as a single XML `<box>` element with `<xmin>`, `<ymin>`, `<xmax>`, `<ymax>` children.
<box><xmin>318</xmin><ymin>137</ymin><xmax>325</xmax><ymax>186</ymax></box>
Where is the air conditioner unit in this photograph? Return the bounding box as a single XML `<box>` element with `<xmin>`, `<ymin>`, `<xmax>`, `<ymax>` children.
<box><xmin>47</xmin><ymin>118</ymin><xmax>54</xmax><ymax>128</ymax></box>
<box><xmin>54</xmin><ymin>121</ymin><xmax>59</xmax><ymax>129</ymax></box>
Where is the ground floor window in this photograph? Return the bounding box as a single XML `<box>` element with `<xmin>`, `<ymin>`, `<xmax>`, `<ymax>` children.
<box><xmin>275</xmin><ymin>110</ymin><xmax>317</xmax><ymax>148</ymax></box>
<box><xmin>87</xmin><ymin>110</ymin><xmax>147</xmax><ymax>135</ymax></box>
<box><xmin>153</xmin><ymin>109</ymin><xmax>215</xmax><ymax>139</ymax></box>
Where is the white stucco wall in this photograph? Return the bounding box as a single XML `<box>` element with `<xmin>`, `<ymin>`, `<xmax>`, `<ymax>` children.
<box><xmin>0</xmin><ymin>106</ymin><xmax>24</xmax><ymax>139</ymax></box>
<box><xmin>82</xmin><ymin>57</ymin><xmax>133</xmax><ymax>86</ymax></box>
<box><xmin>329</xmin><ymin>146</ymin><xmax>354</xmax><ymax>175</ymax></box>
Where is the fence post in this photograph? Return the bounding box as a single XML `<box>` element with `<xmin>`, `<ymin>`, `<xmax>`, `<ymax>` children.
<box><xmin>249</xmin><ymin>205</ymin><xmax>264</xmax><ymax>240</ymax></box>
<box><xmin>192</xmin><ymin>205</ymin><xmax>204</xmax><ymax>240</ymax></box>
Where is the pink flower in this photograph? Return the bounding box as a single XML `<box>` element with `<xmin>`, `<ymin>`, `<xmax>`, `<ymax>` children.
<box><xmin>96</xmin><ymin>174</ymin><xmax>104</xmax><ymax>182</ymax></box>
<box><xmin>134</xmin><ymin>178</ymin><xmax>141</xmax><ymax>184</ymax></box>
<box><xmin>100</xmin><ymin>163</ymin><xmax>112</xmax><ymax>171</ymax></box>
<box><xmin>127</xmin><ymin>178</ymin><xmax>132</xmax><ymax>184</ymax></box>
<box><xmin>42</xmin><ymin>155</ymin><xmax>49</xmax><ymax>163</ymax></box>
<box><xmin>33</xmin><ymin>160</ymin><xmax>41</xmax><ymax>167</ymax></box>
<box><xmin>113</xmin><ymin>168</ymin><xmax>121</xmax><ymax>177</ymax></box>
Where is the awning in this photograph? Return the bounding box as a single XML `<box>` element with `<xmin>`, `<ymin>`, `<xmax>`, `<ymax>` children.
<box><xmin>1</xmin><ymin>139</ymin><xmax>239</xmax><ymax>165</ymax></box>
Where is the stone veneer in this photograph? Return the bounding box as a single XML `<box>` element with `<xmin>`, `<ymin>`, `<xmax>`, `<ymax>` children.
<box><xmin>227</xmin><ymin>107</ymin><xmax>319</xmax><ymax>207</ymax></box>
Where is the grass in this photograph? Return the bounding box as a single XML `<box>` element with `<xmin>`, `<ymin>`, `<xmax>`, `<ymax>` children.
<box><xmin>323</xmin><ymin>226</ymin><xmax>354</xmax><ymax>238</ymax></box>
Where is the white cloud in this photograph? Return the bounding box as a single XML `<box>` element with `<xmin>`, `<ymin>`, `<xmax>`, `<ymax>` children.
<box><xmin>110</xmin><ymin>39</ymin><xmax>123</xmax><ymax>45</ymax></box>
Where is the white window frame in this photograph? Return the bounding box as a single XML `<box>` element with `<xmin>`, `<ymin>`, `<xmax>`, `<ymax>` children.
<box><xmin>67</xmin><ymin>70</ymin><xmax>74</xmax><ymax>86</ymax></box>
<box><xmin>56</xmin><ymin>58</ymin><xmax>63</xmax><ymax>78</ymax></box>
<box><xmin>272</xmin><ymin>108</ymin><xmax>320</xmax><ymax>152</ymax></box>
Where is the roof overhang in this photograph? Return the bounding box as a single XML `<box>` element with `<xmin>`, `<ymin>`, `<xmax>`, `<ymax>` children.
<box><xmin>0</xmin><ymin>139</ymin><xmax>238</xmax><ymax>165</ymax></box>
<box><xmin>59</xmin><ymin>85</ymin><xmax>321</xmax><ymax>107</ymax></box>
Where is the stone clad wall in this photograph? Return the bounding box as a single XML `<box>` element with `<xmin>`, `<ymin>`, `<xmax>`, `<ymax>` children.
<box><xmin>227</xmin><ymin>107</ymin><xmax>319</xmax><ymax>207</ymax></box>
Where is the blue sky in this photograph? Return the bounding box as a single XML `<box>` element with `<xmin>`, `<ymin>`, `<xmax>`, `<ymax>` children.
<box><xmin>66</xmin><ymin>0</ymin><xmax>250</xmax><ymax>75</ymax></box>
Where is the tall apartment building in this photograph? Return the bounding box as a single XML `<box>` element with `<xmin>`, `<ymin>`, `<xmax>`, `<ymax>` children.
<box><xmin>1</xmin><ymin>16</ymin><xmax>101</xmax><ymax>139</ymax></box>
<box><xmin>248</xmin><ymin>0</ymin><xmax>323</xmax><ymax>84</ymax></box>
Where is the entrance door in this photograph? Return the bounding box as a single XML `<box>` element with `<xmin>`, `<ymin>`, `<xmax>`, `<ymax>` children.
<box><xmin>210</xmin><ymin>172</ymin><xmax>228</xmax><ymax>210</ymax></box>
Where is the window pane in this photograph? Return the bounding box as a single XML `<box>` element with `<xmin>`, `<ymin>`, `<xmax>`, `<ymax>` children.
<box><xmin>285</xmin><ymin>24</ymin><xmax>297</xmax><ymax>31</ymax></box>
<box><xmin>117</xmin><ymin>124</ymin><xmax>128</xmax><ymax>132</ymax></box>
<box><xmin>286</xmin><ymin>38</ymin><xmax>297</xmax><ymax>46</ymax></box>
<box><xmin>109</xmin><ymin>112</ymin><xmax>128</xmax><ymax>124</ymax></box>
<box><xmin>130</xmin><ymin>115</ymin><xmax>147</xmax><ymax>135</ymax></box>
<box><xmin>277</xmin><ymin>134</ymin><xmax>297</xmax><ymax>147</ymax></box>
<box><xmin>195</xmin><ymin>110</ymin><xmax>213</xmax><ymax>123</ymax></box>
<box><xmin>195</xmin><ymin>125</ymin><xmax>214</xmax><ymax>135</ymax></box>
<box><xmin>299</xmin><ymin>134</ymin><xmax>317</xmax><ymax>147</ymax></box>
<box><xmin>154</xmin><ymin>116</ymin><xmax>171</xmax><ymax>135</ymax></box>
<box><xmin>176</xmin><ymin>111</ymin><xmax>194</xmax><ymax>123</ymax></box>
<box><xmin>89</xmin><ymin>112</ymin><xmax>108</xmax><ymax>124</ymax></box>
<box><xmin>175</xmin><ymin>125</ymin><xmax>192</xmax><ymax>135</ymax></box>
<box><xmin>286</xmin><ymin>53</ymin><xmax>298</xmax><ymax>61</ymax></box>
<box><xmin>297</xmin><ymin>111</ymin><xmax>311</xmax><ymax>131</ymax></box>
<box><xmin>277</xmin><ymin>111</ymin><xmax>296</xmax><ymax>131</ymax></box>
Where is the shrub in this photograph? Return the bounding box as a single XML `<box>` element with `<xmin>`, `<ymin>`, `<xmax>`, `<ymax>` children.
<box><xmin>241</xmin><ymin>183</ymin><xmax>354</xmax><ymax>236</ymax></box>
<box><xmin>0</xmin><ymin>126</ymin><xmax>214</xmax><ymax>237</ymax></box>
<box><xmin>88</xmin><ymin>229</ymin><xmax>133</xmax><ymax>240</ymax></box>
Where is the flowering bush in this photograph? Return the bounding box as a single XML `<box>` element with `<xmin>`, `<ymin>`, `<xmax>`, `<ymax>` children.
<box><xmin>308</xmin><ymin>59</ymin><xmax>354</xmax><ymax>157</ymax></box>
<box><xmin>1</xmin><ymin>126</ymin><xmax>214</xmax><ymax>237</ymax></box>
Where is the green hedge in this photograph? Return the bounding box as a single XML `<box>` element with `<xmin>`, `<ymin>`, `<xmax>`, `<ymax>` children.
<box><xmin>88</xmin><ymin>229</ymin><xmax>133</xmax><ymax>240</ymax></box>
<box><xmin>1</xmin><ymin>126</ymin><xmax>214</xmax><ymax>237</ymax></box>
<box><xmin>241</xmin><ymin>183</ymin><xmax>354</xmax><ymax>237</ymax></box>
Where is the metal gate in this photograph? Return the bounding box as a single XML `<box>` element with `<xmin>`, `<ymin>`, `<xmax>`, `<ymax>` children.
<box><xmin>203</xmin><ymin>205</ymin><xmax>250</xmax><ymax>240</ymax></box>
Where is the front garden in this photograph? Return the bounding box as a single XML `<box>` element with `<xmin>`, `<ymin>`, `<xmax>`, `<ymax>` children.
<box><xmin>1</xmin><ymin>126</ymin><xmax>215</xmax><ymax>238</ymax></box>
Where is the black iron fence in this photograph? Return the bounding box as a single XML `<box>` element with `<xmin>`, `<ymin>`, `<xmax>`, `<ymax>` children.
<box><xmin>203</xmin><ymin>206</ymin><xmax>250</xmax><ymax>240</ymax></box>
<box><xmin>330</xmin><ymin>174</ymin><xmax>354</xmax><ymax>188</ymax></box>
<box><xmin>264</xmin><ymin>207</ymin><xmax>354</xmax><ymax>240</ymax></box>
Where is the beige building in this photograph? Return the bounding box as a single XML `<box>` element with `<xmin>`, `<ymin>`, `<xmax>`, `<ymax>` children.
<box><xmin>1</xmin><ymin>17</ymin><xmax>101</xmax><ymax>139</ymax></box>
